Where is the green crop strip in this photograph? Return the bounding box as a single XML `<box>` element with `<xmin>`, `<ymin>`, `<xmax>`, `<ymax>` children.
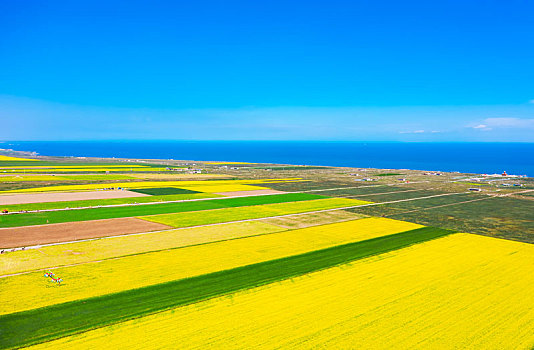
<box><xmin>0</xmin><ymin>226</ymin><xmax>455</xmax><ymax>349</ymax></box>
<box><xmin>0</xmin><ymin>193</ymin><xmax>323</xmax><ymax>228</ymax></box>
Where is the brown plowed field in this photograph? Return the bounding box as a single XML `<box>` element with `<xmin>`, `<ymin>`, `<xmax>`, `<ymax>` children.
<box><xmin>215</xmin><ymin>189</ymin><xmax>287</xmax><ymax>197</ymax></box>
<box><xmin>0</xmin><ymin>190</ymin><xmax>149</xmax><ymax>205</ymax></box>
<box><xmin>0</xmin><ymin>218</ymin><xmax>171</xmax><ymax>248</ymax></box>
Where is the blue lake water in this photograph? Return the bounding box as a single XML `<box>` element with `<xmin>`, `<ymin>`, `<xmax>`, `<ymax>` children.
<box><xmin>2</xmin><ymin>141</ymin><xmax>533</xmax><ymax>176</ymax></box>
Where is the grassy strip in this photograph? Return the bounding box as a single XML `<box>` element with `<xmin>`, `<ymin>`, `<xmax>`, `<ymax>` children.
<box><xmin>0</xmin><ymin>193</ymin><xmax>323</xmax><ymax>228</ymax></box>
<box><xmin>0</xmin><ymin>193</ymin><xmax>218</xmax><ymax>212</ymax></box>
<box><xmin>374</xmin><ymin>173</ymin><xmax>403</xmax><ymax>177</ymax></box>
<box><xmin>129</xmin><ymin>187</ymin><xmax>200</xmax><ymax>195</ymax></box>
<box><xmin>0</xmin><ymin>227</ymin><xmax>454</xmax><ymax>349</ymax></box>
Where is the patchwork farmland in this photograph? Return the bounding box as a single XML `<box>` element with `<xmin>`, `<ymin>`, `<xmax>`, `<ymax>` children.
<box><xmin>0</xmin><ymin>154</ymin><xmax>533</xmax><ymax>349</ymax></box>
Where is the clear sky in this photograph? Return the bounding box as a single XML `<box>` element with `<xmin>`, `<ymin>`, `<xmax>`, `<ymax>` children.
<box><xmin>1</xmin><ymin>1</ymin><xmax>533</xmax><ymax>141</ymax></box>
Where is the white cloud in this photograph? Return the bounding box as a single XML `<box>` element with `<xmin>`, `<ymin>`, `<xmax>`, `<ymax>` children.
<box><xmin>473</xmin><ymin>124</ymin><xmax>487</xmax><ymax>129</ymax></box>
<box><xmin>399</xmin><ymin>130</ymin><xmax>425</xmax><ymax>134</ymax></box>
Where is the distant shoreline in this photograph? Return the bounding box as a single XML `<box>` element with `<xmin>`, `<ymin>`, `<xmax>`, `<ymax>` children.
<box><xmin>2</xmin><ymin>141</ymin><xmax>533</xmax><ymax>176</ymax></box>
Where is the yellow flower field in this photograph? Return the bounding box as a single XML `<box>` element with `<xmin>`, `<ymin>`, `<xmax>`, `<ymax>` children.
<box><xmin>0</xmin><ymin>175</ymin><xmax>72</xmax><ymax>182</ymax></box>
<box><xmin>139</xmin><ymin>198</ymin><xmax>370</xmax><ymax>227</ymax></box>
<box><xmin>29</xmin><ymin>233</ymin><xmax>534</xmax><ymax>350</ymax></box>
<box><xmin>0</xmin><ymin>178</ymin><xmax>303</xmax><ymax>193</ymax></box>
<box><xmin>0</xmin><ymin>217</ymin><xmax>420</xmax><ymax>315</ymax></box>
<box><xmin>0</xmin><ymin>165</ymin><xmax>146</xmax><ymax>169</ymax></box>
<box><xmin>0</xmin><ymin>155</ymin><xmax>39</xmax><ymax>161</ymax></box>
<box><xmin>128</xmin><ymin>173</ymin><xmax>230</xmax><ymax>180</ymax></box>
<box><xmin>0</xmin><ymin>221</ymin><xmax>286</xmax><ymax>276</ymax></box>
<box><xmin>0</xmin><ymin>167</ymin><xmax>170</xmax><ymax>173</ymax></box>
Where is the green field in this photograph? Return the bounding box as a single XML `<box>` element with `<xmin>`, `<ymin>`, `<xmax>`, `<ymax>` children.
<box><xmin>349</xmin><ymin>194</ymin><xmax>534</xmax><ymax>243</ymax></box>
<box><xmin>0</xmin><ymin>227</ymin><xmax>454</xmax><ymax>350</ymax></box>
<box><xmin>129</xmin><ymin>187</ymin><xmax>200</xmax><ymax>195</ymax></box>
<box><xmin>374</xmin><ymin>173</ymin><xmax>404</xmax><ymax>177</ymax></box>
<box><xmin>0</xmin><ymin>193</ymin><xmax>324</xmax><ymax>228</ymax></box>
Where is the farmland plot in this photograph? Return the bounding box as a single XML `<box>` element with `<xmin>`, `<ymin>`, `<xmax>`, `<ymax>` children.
<box><xmin>0</xmin><ymin>217</ymin><xmax>420</xmax><ymax>315</ymax></box>
<box><xmin>1</xmin><ymin>178</ymin><xmax>303</xmax><ymax>193</ymax></box>
<box><xmin>26</xmin><ymin>233</ymin><xmax>534</xmax><ymax>349</ymax></box>
<box><xmin>0</xmin><ymin>221</ymin><xmax>285</xmax><ymax>275</ymax></box>
<box><xmin>0</xmin><ymin>193</ymin><xmax>322</xmax><ymax>228</ymax></box>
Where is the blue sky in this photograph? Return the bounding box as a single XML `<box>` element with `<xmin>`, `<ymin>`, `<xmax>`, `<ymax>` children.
<box><xmin>1</xmin><ymin>1</ymin><xmax>533</xmax><ymax>141</ymax></box>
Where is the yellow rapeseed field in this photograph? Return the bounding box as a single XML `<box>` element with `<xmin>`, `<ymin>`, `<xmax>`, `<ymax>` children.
<box><xmin>0</xmin><ymin>165</ymin><xmax>147</xmax><ymax>168</ymax></box>
<box><xmin>0</xmin><ymin>167</ymin><xmax>170</xmax><ymax>173</ymax></box>
<box><xmin>0</xmin><ymin>217</ymin><xmax>418</xmax><ymax>315</ymax></box>
<box><xmin>0</xmin><ymin>155</ymin><xmax>39</xmax><ymax>161</ymax></box>
<box><xmin>0</xmin><ymin>221</ymin><xmax>286</xmax><ymax>276</ymax></box>
<box><xmin>139</xmin><ymin>198</ymin><xmax>370</xmax><ymax>227</ymax></box>
<box><xmin>29</xmin><ymin>233</ymin><xmax>534</xmax><ymax>350</ymax></box>
<box><xmin>128</xmin><ymin>173</ymin><xmax>230</xmax><ymax>180</ymax></box>
<box><xmin>0</xmin><ymin>178</ymin><xmax>302</xmax><ymax>193</ymax></box>
<box><xmin>0</xmin><ymin>175</ymin><xmax>71</xmax><ymax>182</ymax></box>
<box><xmin>0</xmin><ymin>165</ymin><xmax>146</xmax><ymax>169</ymax></box>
